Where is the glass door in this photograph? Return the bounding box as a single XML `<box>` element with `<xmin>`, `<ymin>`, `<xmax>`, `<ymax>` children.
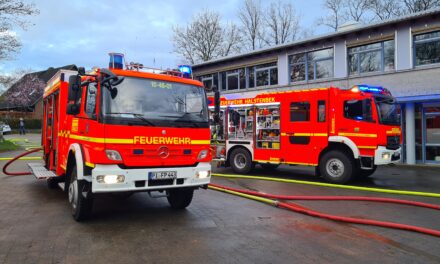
<box><xmin>425</xmin><ymin>112</ymin><xmax>440</xmax><ymax>163</ymax></box>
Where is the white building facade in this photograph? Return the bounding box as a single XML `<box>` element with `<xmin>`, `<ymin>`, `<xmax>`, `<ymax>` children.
<box><xmin>193</xmin><ymin>9</ymin><xmax>440</xmax><ymax>165</ymax></box>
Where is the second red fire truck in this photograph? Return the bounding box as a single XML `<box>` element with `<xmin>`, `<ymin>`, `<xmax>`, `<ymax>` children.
<box><xmin>209</xmin><ymin>85</ymin><xmax>401</xmax><ymax>184</ymax></box>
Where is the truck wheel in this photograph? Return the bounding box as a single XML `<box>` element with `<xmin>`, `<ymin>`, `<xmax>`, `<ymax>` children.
<box><xmin>230</xmin><ymin>148</ymin><xmax>254</xmax><ymax>174</ymax></box>
<box><xmin>260</xmin><ymin>163</ymin><xmax>279</xmax><ymax>171</ymax></box>
<box><xmin>359</xmin><ymin>165</ymin><xmax>377</xmax><ymax>178</ymax></box>
<box><xmin>68</xmin><ymin>165</ymin><xmax>93</xmax><ymax>221</ymax></box>
<box><xmin>167</xmin><ymin>188</ymin><xmax>194</xmax><ymax>209</ymax></box>
<box><xmin>319</xmin><ymin>150</ymin><xmax>356</xmax><ymax>184</ymax></box>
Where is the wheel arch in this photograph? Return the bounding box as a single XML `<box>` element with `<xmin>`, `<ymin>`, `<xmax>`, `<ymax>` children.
<box><xmin>67</xmin><ymin>143</ymin><xmax>85</xmax><ymax>181</ymax></box>
<box><xmin>325</xmin><ymin>136</ymin><xmax>359</xmax><ymax>159</ymax></box>
<box><xmin>227</xmin><ymin>145</ymin><xmax>253</xmax><ymax>166</ymax></box>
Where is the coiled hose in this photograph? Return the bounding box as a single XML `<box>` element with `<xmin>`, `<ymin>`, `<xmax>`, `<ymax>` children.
<box><xmin>2</xmin><ymin>148</ymin><xmax>43</xmax><ymax>176</ymax></box>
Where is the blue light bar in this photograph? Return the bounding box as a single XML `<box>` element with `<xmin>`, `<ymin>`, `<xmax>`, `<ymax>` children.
<box><xmin>358</xmin><ymin>84</ymin><xmax>383</xmax><ymax>93</ymax></box>
<box><xmin>178</xmin><ymin>65</ymin><xmax>192</xmax><ymax>74</ymax></box>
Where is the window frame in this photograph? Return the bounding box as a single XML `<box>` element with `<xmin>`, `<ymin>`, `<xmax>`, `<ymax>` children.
<box><xmin>413</xmin><ymin>30</ymin><xmax>440</xmax><ymax>67</ymax></box>
<box><xmin>253</xmin><ymin>63</ymin><xmax>278</xmax><ymax>88</ymax></box>
<box><xmin>289</xmin><ymin>48</ymin><xmax>334</xmax><ymax>83</ymax></box>
<box><xmin>348</xmin><ymin>39</ymin><xmax>395</xmax><ymax>76</ymax></box>
<box><xmin>343</xmin><ymin>98</ymin><xmax>374</xmax><ymax>123</ymax></box>
<box><xmin>290</xmin><ymin>101</ymin><xmax>310</xmax><ymax>122</ymax></box>
<box><xmin>84</xmin><ymin>83</ymin><xmax>97</xmax><ymax>119</ymax></box>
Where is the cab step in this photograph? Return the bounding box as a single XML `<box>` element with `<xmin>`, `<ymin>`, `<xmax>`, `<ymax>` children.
<box><xmin>28</xmin><ymin>163</ymin><xmax>57</xmax><ymax>179</ymax></box>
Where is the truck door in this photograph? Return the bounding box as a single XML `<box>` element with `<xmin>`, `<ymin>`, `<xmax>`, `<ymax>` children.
<box><xmin>281</xmin><ymin>91</ymin><xmax>328</xmax><ymax>166</ymax></box>
<box><xmin>43</xmin><ymin>93</ymin><xmax>60</xmax><ymax>170</ymax></box>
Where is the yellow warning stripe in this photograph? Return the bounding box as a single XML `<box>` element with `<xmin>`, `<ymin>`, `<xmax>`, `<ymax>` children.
<box><xmin>281</xmin><ymin>133</ymin><xmax>328</xmax><ymax>137</ymax></box>
<box><xmin>61</xmin><ymin>133</ymin><xmax>210</xmax><ymax>145</ymax></box>
<box><xmin>254</xmin><ymin>159</ymin><xmax>317</xmax><ymax>166</ymax></box>
<box><xmin>85</xmin><ymin>162</ymin><xmax>95</xmax><ymax>168</ymax></box>
<box><xmin>358</xmin><ymin>146</ymin><xmax>377</xmax><ymax>149</ymax></box>
<box><xmin>338</xmin><ymin>132</ymin><xmax>377</xmax><ymax>138</ymax></box>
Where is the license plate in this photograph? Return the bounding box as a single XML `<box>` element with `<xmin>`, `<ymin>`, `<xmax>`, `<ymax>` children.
<box><xmin>149</xmin><ymin>171</ymin><xmax>177</xmax><ymax>180</ymax></box>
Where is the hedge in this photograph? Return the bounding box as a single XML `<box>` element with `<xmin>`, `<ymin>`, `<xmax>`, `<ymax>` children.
<box><xmin>2</xmin><ymin>118</ymin><xmax>42</xmax><ymax>129</ymax></box>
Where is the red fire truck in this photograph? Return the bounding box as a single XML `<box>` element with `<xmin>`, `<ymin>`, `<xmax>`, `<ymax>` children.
<box><xmin>209</xmin><ymin>85</ymin><xmax>401</xmax><ymax>184</ymax></box>
<box><xmin>31</xmin><ymin>53</ymin><xmax>211</xmax><ymax>221</ymax></box>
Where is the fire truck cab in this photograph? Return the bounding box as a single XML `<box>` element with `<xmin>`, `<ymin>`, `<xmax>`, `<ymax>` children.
<box><xmin>37</xmin><ymin>54</ymin><xmax>211</xmax><ymax>221</ymax></box>
<box><xmin>209</xmin><ymin>85</ymin><xmax>401</xmax><ymax>184</ymax></box>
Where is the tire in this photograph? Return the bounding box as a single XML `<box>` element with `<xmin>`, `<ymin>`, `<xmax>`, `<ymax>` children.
<box><xmin>319</xmin><ymin>150</ymin><xmax>357</xmax><ymax>184</ymax></box>
<box><xmin>167</xmin><ymin>188</ymin><xmax>194</xmax><ymax>209</ymax></box>
<box><xmin>359</xmin><ymin>165</ymin><xmax>377</xmax><ymax>178</ymax></box>
<box><xmin>230</xmin><ymin>148</ymin><xmax>254</xmax><ymax>174</ymax></box>
<box><xmin>68</xmin><ymin>165</ymin><xmax>93</xmax><ymax>221</ymax></box>
<box><xmin>260</xmin><ymin>163</ymin><xmax>279</xmax><ymax>170</ymax></box>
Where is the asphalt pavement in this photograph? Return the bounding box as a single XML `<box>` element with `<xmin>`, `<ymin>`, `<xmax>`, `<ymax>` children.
<box><xmin>0</xmin><ymin>134</ymin><xmax>439</xmax><ymax>264</ymax></box>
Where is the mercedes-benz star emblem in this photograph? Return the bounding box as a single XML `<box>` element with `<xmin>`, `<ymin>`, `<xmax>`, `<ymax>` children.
<box><xmin>158</xmin><ymin>146</ymin><xmax>170</xmax><ymax>159</ymax></box>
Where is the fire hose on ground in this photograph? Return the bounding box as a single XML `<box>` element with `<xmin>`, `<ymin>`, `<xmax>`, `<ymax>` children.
<box><xmin>208</xmin><ymin>181</ymin><xmax>440</xmax><ymax>238</ymax></box>
<box><xmin>2</xmin><ymin>150</ymin><xmax>440</xmax><ymax>237</ymax></box>
<box><xmin>2</xmin><ymin>148</ymin><xmax>43</xmax><ymax>176</ymax></box>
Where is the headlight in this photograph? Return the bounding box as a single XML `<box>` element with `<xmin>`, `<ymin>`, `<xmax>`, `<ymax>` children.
<box><xmin>382</xmin><ymin>152</ymin><xmax>391</xmax><ymax>160</ymax></box>
<box><xmin>197</xmin><ymin>149</ymin><xmax>208</xmax><ymax>160</ymax></box>
<box><xmin>196</xmin><ymin>170</ymin><xmax>210</xmax><ymax>179</ymax></box>
<box><xmin>97</xmin><ymin>175</ymin><xmax>125</xmax><ymax>184</ymax></box>
<box><xmin>106</xmin><ymin>150</ymin><xmax>122</xmax><ymax>161</ymax></box>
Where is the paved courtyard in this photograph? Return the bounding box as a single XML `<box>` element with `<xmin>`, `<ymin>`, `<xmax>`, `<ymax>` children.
<box><xmin>0</xmin><ymin>134</ymin><xmax>439</xmax><ymax>263</ymax></box>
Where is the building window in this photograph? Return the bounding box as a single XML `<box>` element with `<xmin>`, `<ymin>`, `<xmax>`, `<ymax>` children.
<box><xmin>290</xmin><ymin>102</ymin><xmax>310</xmax><ymax>122</ymax></box>
<box><xmin>414</xmin><ymin>30</ymin><xmax>440</xmax><ymax>66</ymax></box>
<box><xmin>199</xmin><ymin>73</ymin><xmax>218</xmax><ymax>90</ymax></box>
<box><xmin>289</xmin><ymin>48</ymin><xmax>333</xmax><ymax>83</ymax></box>
<box><xmin>348</xmin><ymin>40</ymin><xmax>395</xmax><ymax>75</ymax></box>
<box><xmin>248</xmin><ymin>62</ymin><xmax>278</xmax><ymax>88</ymax></box>
<box><xmin>219</xmin><ymin>69</ymin><xmax>246</xmax><ymax>91</ymax></box>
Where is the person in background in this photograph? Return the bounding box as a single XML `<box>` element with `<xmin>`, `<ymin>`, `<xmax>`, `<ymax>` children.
<box><xmin>19</xmin><ymin>118</ymin><xmax>26</xmax><ymax>135</ymax></box>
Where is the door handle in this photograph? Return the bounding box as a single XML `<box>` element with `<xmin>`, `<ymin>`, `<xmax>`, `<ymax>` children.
<box><xmin>339</xmin><ymin>128</ymin><xmax>348</xmax><ymax>131</ymax></box>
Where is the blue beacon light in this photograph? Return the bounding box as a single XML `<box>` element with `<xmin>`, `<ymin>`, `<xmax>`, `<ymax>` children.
<box><xmin>109</xmin><ymin>53</ymin><xmax>124</xmax><ymax>69</ymax></box>
<box><xmin>178</xmin><ymin>65</ymin><xmax>192</xmax><ymax>78</ymax></box>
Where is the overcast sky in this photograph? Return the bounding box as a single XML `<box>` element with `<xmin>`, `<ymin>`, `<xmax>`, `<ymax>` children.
<box><xmin>0</xmin><ymin>0</ymin><xmax>326</xmax><ymax>74</ymax></box>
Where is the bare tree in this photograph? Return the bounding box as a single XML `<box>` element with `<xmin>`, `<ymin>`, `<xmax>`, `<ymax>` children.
<box><xmin>172</xmin><ymin>10</ymin><xmax>241</xmax><ymax>64</ymax></box>
<box><xmin>264</xmin><ymin>0</ymin><xmax>300</xmax><ymax>45</ymax></box>
<box><xmin>172</xmin><ymin>10</ymin><xmax>223</xmax><ymax>64</ymax></box>
<box><xmin>369</xmin><ymin>0</ymin><xmax>403</xmax><ymax>20</ymax></box>
<box><xmin>0</xmin><ymin>68</ymin><xmax>32</xmax><ymax>94</ymax></box>
<box><xmin>402</xmin><ymin>0</ymin><xmax>440</xmax><ymax>13</ymax></box>
<box><xmin>318</xmin><ymin>0</ymin><xmax>347</xmax><ymax>31</ymax></box>
<box><xmin>344</xmin><ymin>0</ymin><xmax>372</xmax><ymax>22</ymax></box>
<box><xmin>0</xmin><ymin>0</ymin><xmax>39</xmax><ymax>60</ymax></box>
<box><xmin>238</xmin><ymin>0</ymin><xmax>265</xmax><ymax>50</ymax></box>
<box><xmin>220</xmin><ymin>22</ymin><xmax>242</xmax><ymax>57</ymax></box>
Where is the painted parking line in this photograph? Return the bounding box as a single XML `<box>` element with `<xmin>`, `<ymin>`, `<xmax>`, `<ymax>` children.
<box><xmin>0</xmin><ymin>157</ymin><xmax>42</xmax><ymax>161</ymax></box>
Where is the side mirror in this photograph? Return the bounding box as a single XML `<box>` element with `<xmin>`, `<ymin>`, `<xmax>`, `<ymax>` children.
<box><xmin>68</xmin><ymin>75</ymin><xmax>81</xmax><ymax>101</ymax></box>
<box><xmin>67</xmin><ymin>75</ymin><xmax>82</xmax><ymax>115</ymax></box>
<box><xmin>66</xmin><ymin>103</ymin><xmax>80</xmax><ymax>115</ymax></box>
<box><xmin>212</xmin><ymin>85</ymin><xmax>220</xmax><ymax>124</ymax></box>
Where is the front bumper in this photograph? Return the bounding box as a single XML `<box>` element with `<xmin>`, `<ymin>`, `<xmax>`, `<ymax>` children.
<box><xmin>91</xmin><ymin>162</ymin><xmax>211</xmax><ymax>193</ymax></box>
<box><xmin>374</xmin><ymin>146</ymin><xmax>401</xmax><ymax>165</ymax></box>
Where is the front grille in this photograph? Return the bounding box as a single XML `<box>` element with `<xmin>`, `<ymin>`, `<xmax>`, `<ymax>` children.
<box><xmin>387</xmin><ymin>136</ymin><xmax>400</xmax><ymax>150</ymax></box>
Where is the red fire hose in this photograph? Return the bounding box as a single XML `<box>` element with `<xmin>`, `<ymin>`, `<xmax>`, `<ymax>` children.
<box><xmin>2</xmin><ymin>148</ymin><xmax>43</xmax><ymax>176</ymax></box>
<box><xmin>209</xmin><ymin>183</ymin><xmax>440</xmax><ymax>237</ymax></box>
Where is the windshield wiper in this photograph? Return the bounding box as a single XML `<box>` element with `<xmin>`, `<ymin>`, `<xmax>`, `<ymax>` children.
<box><xmin>106</xmin><ymin>112</ymin><xmax>155</xmax><ymax>126</ymax></box>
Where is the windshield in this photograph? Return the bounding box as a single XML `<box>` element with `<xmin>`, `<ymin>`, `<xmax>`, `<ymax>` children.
<box><xmin>375</xmin><ymin>96</ymin><xmax>401</xmax><ymax>126</ymax></box>
<box><xmin>102</xmin><ymin>77</ymin><xmax>208</xmax><ymax>128</ymax></box>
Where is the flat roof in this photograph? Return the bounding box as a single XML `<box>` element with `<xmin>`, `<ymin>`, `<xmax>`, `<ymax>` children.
<box><xmin>193</xmin><ymin>8</ymin><xmax>440</xmax><ymax>69</ymax></box>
